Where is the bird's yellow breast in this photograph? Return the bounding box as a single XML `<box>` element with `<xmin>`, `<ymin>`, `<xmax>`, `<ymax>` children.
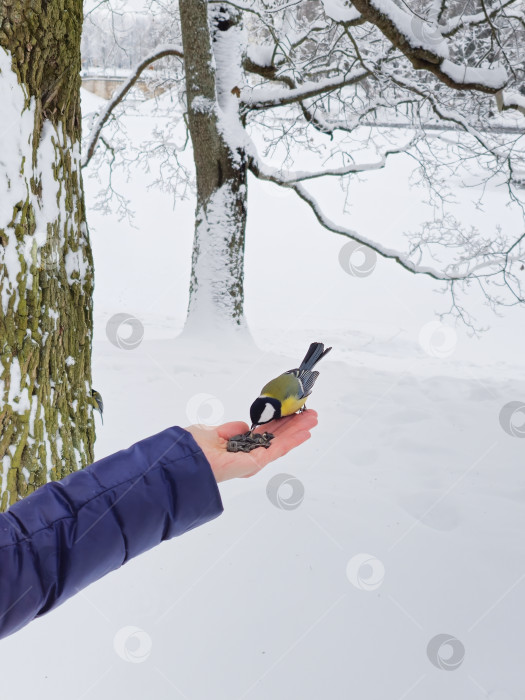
<box><xmin>261</xmin><ymin>373</ymin><xmax>307</xmax><ymax>417</ymax></box>
<box><xmin>261</xmin><ymin>392</ymin><xmax>306</xmax><ymax>417</ymax></box>
<box><xmin>280</xmin><ymin>395</ymin><xmax>307</xmax><ymax>416</ymax></box>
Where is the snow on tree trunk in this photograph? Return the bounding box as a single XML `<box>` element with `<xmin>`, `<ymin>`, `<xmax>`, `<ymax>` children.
<box><xmin>180</xmin><ymin>0</ymin><xmax>249</xmax><ymax>335</ymax></box>
<box><xmin>0</xmin><ymin>1</ymin><xmax>94</xmax><ymax>511</ymax></box>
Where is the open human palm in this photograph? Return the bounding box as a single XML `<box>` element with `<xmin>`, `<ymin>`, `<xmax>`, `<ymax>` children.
<box><xmin>186</xmin><ymin>409</ymin><xmax>318</xmax><ymax>482</ymax></box>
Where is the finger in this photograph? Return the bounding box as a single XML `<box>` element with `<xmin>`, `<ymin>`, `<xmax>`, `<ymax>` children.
<box><xmin>254</xmin><ymin>412</ymin><xmax>310</xmax><ymax>435</ymax></box>
<box><xmin>260</xmin><ymin>429</ymin><xmax>312</xmax><ymax>465</ymax></box>
<box><xmin>249</xmin><ymin>428</ymin><xmax>312</xmax><ymax>471</ymax></box>
<box><xmin>217</xmin><ymin>421</ymin><xmax>250</xmax><ymax>440</ymax></box>
<box><xmin>284</xmin><ymin>410</ymin><xmax>318</xmax><ymax>432</ymax></box>
<box><xmin>257</xmin><ymin>409</ymin><xmax>318</xmax><ymax>436</ymax></box>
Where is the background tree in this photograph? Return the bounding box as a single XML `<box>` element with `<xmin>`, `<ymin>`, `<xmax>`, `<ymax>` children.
<box><xmin>84</xmin><ymin>0</ymin><xmax>525</xmax><ymax>333</ymax></box>
<box><xmin>0</xmin><ymin>0</ymin><xmax>94</xmax><ymax>509</ymax></box>
<box><xmin>0</xmin><ymin>0</ymin><xmax>522</xmax><ymax>506</ymax></box>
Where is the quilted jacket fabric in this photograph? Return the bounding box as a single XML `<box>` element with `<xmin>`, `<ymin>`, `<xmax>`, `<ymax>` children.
<box><xmin>0</xmin><ymin>426</ymin><xmax>223</xmax><ymax>640</ymax></box>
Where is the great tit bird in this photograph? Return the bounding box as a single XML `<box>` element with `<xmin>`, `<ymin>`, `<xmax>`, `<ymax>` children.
<box><xmin>250</xmin><ymin>342</ymin><xmax>331</xmax><ymax>430</ymax></box>
<box><xmin>91</xmin><ymin>389</ymin><xmax>104</xmax><ymax>425</ymax></box>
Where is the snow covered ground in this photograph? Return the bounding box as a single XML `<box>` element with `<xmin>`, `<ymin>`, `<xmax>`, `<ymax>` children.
<box><xmin>2</xmin><ymin>89</ymin><xmax>525</xmax><ymax>700</ymax></box>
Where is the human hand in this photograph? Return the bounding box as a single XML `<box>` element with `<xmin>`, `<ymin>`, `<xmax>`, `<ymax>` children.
<box><xmin>185</xmin><ymin>409</ymin><xmax>318</xmax><ymax>483</ymax></box>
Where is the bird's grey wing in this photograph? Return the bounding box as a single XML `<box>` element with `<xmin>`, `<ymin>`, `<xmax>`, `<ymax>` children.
<box><xmin>300</xmin><ymin>370</ymin><xmax>319</xmax><ymax>398</ymax></box>
<box><xmin>285</xmin><ymin>369</ymin><xmax>319</xmax><ymax>398</ymax></box>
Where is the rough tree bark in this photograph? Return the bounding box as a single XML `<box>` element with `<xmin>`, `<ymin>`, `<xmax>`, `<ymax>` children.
<box><xmin>0</xmin><ymin>0</ymin><xmax>95</xmax><ymax>510</ymax></box>
<box><xmin>179</xmin><ymin>0</ymin><xmax>248</xmax><ymax>332</ymax></box>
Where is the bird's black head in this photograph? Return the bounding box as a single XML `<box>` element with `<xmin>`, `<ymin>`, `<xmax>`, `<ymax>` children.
<box><xmin>250</xmin><ymin>397</ymin><xmax>281</xmax><ymax>428</ymax></box>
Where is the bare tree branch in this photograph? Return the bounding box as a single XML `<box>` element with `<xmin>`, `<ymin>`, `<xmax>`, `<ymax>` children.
<box><xmin>249</xmin><ymin>157</ymin><xmax>525</xmax><ymax>299</ymax></box>
<box><xmin>82</xmin><ymin>43</ymin><xmax>184</xmax><ymax>168</ymax></box>
<box><xmin>249</xmin><ymin>159</ymin><xmax>459</xmax><ymax>279</ymax></box>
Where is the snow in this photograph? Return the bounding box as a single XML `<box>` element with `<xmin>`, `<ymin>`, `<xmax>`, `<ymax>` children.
<box><xmin>321</xmin><ymin>0</ymin><xmax>361</xmax><ymax>23</ymax></box>
<box><xmin>0</xmin><ymin>47</ymin><xmax>79</xmax><ymax>308</ymax></box>
<box><xmin>352</xmin><ymin>0</ymin><xmax>508</xmax><ymax>92</ymax></box>
<box><xmin>0</xmin><ymin>48</ymin><xmax>90</xmax><ymax>500</ymax></box>
<box><xmin>81</xmin><ymin>43</ymin><xmax>183</xmax><ymax>168</ymax></box>
<box><xmin>246</xmin><ymin>43</ymin><xmax>274</xmax><ymax>68</ymax></box>
<box><xmin>185</xmin><ymin>183</ymin><xmax>250</xmax><ymax>332</ymax></box>
<box><xmin>367</xmin><ymin>0</ymin><xmax>449</xmax><ymax>58</ymax></box>
<box><xmin>0</xmin><ymin>47</ymin><xmax>35</xmax><ymax>314</ymax></box>
<box><xmin>242</xmin><ymin>68</ymin><xmax>369</xmax><ymax>107</ymax></box>
<box><xmin>212</xmin><ymin>8</ymin><xmax>251</xmax><ymax>167</ymax></box>
<box><xmin>498</xmin><ymin>89</ymin><xmax>525</xmax><ymax>114</ymax></box>
<box><xmin>34</xmin><ymin>123</ymin><xmax>63</xmax><ymax>237</ymax></box>
<box><xmin>6</xmin><ymin>357</ymin><xmax>30</xmax><ymax>415</ymax></box>
<box><xmin>64</xmin><ymin>248</ymin><xmax>89</xmax><ymax>284</ymax></box>
<box><xmin>191</xmin><ymin>95</ymin><xmax>216</xmax><ymax>114</ymax></box>
<box><xmin>28</xmin><ymin>398</ymin><xmax>39</xmax><ymax>436</ymax></box>
<box><xmin>441</xmin><ymin>59</ymin><xmax>508</xmax><ymax>90</ymax></box>
<box><xmin>290</xmin><ymin>181</ymin><xmax>453</xmax><ymax>279</ymax></box>
<box><xmin>1</xmin><ymin>87</ymin><xmax>525</xmax><ymax>700</ymax></box>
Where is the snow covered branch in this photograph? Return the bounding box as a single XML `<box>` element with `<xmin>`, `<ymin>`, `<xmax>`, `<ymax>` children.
<box><xmin>82</xmin><ymin>44</ymin><xmax>184</xmax><ymax>168</ymax></box>
<box><xmin>81</xmin><ymin>0</ymin><xmax>525</xmax><ymax>329</ymax></box>
<box><xmin>241</xmin><ymin>68</ymin><xmax>371</xmax><ymax>110</ymax></box>
<box><xmin>349</xmin><ymin>0</ymin><xmax>509</xmax><ymax>93</ymax></box>
<box><xmin>249</xmin><ymin>158</ymin><xmax>457</xmax><ymax>279</ymax></box>
<box><xmin>441</xmin><ymin>0</ymin><xmax>517</xmax><ymax>36</ymax></box>
<box><xmin>250</xmin><ymin>141</ymin><xmax>415</xmax><ymax>183</ymax></box>
<box><xmin>496</xmin><ymin>90</ymin><xmax>525</xmax><ymax>116</ymax></box>
<box><xmin>249</xmin><ymin>161</ymin><xmax>525</xmax><ymax>299</ymax></box>
<box><xmin>287</xmin><ymin>182</ymin><xmax>461</xmax><ymax>280</ymax></box>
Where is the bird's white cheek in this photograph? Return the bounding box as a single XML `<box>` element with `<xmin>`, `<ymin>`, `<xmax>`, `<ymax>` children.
<box><xmin>260</xmin><ymin>403</ymin><xmax>276</xmax><ymax>423</ymax></box>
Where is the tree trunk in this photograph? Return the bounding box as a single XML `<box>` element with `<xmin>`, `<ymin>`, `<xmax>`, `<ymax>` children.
<box><xmin>0</xmin><ymin>1</ymin><xmax>95</xmax><ymax>511</ymax></box>
<box><xmin>179</xmin><ymin>0</ymin><xmax>249</xmax><ymax>335</ymax></box>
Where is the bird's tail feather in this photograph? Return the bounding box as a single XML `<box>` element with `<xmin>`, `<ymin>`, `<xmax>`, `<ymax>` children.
<box><xmin>299</xmin><ymin>342</ymin><xmax>332</xmax><ymax>371</ymax></box>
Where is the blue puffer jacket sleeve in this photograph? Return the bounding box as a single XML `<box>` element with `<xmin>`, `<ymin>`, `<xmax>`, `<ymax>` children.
<box><xmin>0</xmin><ymin>426</ymin><xmax>223</xmax><ymax>640</ymax></box>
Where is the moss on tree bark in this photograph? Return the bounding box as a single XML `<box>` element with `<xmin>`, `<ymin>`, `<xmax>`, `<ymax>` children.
<box><xmin>0</xmin><ymin>0</ymin><xmax>95</xmax><ymax>510</ymax></box>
